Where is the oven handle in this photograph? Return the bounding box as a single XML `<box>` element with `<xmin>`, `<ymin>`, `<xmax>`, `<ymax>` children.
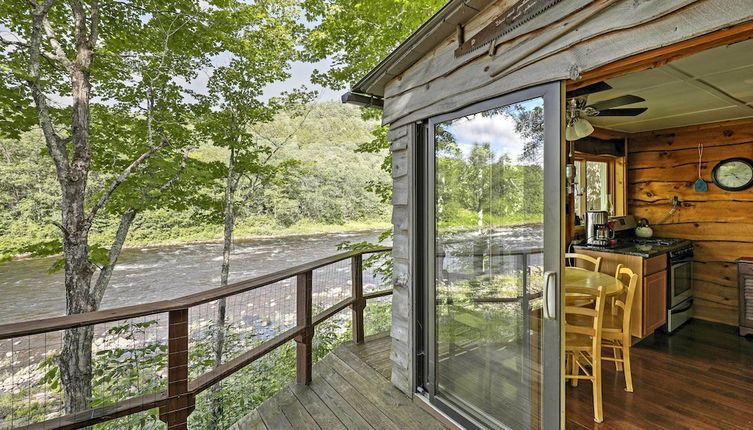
<box><xmin>672</xmin><ymin>299</ymin><xmax>694</xmax><ymax>314</ymax></box>
<box><xmin>670</xmin><ymin>257</ymin><xmax>694</xmax><ymax>265</ymax></box>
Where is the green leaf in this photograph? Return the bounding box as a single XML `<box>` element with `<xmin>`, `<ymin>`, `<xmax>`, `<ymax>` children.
<box><xmin>89</xmin><ymin>244</ymin><xmax>110</xmax><ymax>267</ymax></box>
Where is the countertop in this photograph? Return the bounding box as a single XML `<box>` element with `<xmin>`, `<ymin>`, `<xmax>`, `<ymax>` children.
<box><xmin>573</xmin><ymin>239</ymin><xmax>692</xmax><ymax>258</ymax></box>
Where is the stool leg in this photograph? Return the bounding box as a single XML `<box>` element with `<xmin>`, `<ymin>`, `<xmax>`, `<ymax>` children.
<box><xmin>623</xmin><ymin>345</ymin><xmax>634</xmax><ymax>392</ymax></box>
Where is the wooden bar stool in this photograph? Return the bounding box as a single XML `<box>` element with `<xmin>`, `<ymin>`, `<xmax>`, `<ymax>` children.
<box><xmin>601</xmin><ymin>264</ymin><xmax>639</xmax><ymax>392</ymax></box>
<box><xmin>564</xmin><ymin>285</ymin><xmax>606</xmax><ymax>423</ymax></box>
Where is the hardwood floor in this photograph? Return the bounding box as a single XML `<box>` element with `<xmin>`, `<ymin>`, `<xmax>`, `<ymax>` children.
<box><xmin>566</xmin><ymin>320</ymin><xmax>753</xmax><ymax>430</ymax></box>
<box><xmin>231</xmin><ymin>333</ymin><xmax>454</xmax><ymax>430</ymax></box>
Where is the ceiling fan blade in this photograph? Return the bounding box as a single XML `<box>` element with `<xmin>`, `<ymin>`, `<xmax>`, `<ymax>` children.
<box><xmin>588</xmin><ymin>95</ymin><xmax>645</xmax><ymax>111</ymax></box>
<box><xmin>595</xmin><ymin>108</ymin><xmax>648</xmax><ymax>117</ymax></box>
<box><xmin>566</xmin><ymin>81</ymin><xmax>612</xmax><ymax>99</ymax></box>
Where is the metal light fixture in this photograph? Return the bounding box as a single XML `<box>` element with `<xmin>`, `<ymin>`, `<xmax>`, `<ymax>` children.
<box><xmin>565</xmin><ymin>117</ymin><xmax>594</xmax><ymax>141</ymax></box>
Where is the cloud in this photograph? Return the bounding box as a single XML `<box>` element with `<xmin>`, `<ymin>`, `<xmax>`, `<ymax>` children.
<box><xmin>447</xmin><ymin>111</ymin><xmax>527</xmax><ymax>163</ymax></box>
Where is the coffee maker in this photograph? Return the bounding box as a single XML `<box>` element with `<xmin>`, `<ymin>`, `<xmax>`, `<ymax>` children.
<box><xmin>586</xmin><ymin>210</ymin><xmax>614</xmax><ymax>246</ymax></box>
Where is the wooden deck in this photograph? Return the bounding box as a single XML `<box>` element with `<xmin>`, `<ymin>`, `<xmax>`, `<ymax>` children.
<box><xmin>233</xmin><ymin>320</ymin><xmax>753</xmax><ymax>430</ymax></box>
<box><xmin>231</xmin><ymin>333</ymin><xmax>454</xmax><ymax>430</ymax></box>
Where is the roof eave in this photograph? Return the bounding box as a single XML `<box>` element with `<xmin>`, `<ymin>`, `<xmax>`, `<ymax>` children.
<box><xmin>348</xmin><ymin>0</ymin><xmax>494</xmax><ymax>100</ymax></box>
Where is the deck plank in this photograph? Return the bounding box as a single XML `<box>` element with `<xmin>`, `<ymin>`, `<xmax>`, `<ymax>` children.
<box><xmin>256</xmin><ymin>395</ymin><xmax>293</xmax><ymax>430</ymax></box>
<box><xmin>276</xmin><ymin>387</ymin><xmax>321</xmax><ymax>429</ymax></box>
<box><xmin>234</xmin><ymin>333</ymin><xmax>456</xmax><ymax>430</ymax></box>
<box><xmin>327</xmin><ymin>352</ymin><xmax>430</xmax><ymax>430</ymax></box>
<box><xmin>289</xmin><ymin>382</ymin><xmax>347</xmax><ymax>430</ymax></box>
<box><xmin>318</xmin><ymin>358</ymin><xmax>402</xmax><ymax>430</ymax></box>
<box><xmin>229</xmin><ymin>409</ymin><xmax>267</xmax><ymax>430</ymax></box>
<box><xmin>307</xmin><ymin>362</ymin><xmax>374</xmax><ymax>430</ymax></box>
<box><xmin>332</xmin><ymin>345</ymin><xmax>455</xmax><ymax>429</ymax></box>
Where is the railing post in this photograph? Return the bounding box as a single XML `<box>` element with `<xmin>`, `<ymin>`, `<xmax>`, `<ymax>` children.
<box><xmin>296</xmin><ymin>271</ymin><xmax>313</xmax><ymax>385</ymax></box>
<box><xmin>351</xmin><ymin>254</ymin><xmax>365</xmax><ymax>344</ymax></box>
<box><xmin>159</xmin><ymin>308</ymin><xmax>194</xmax><ymax>430</ymax></box>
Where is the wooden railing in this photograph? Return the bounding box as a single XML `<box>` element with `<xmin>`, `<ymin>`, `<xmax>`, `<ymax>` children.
<box><xmin>0</xmin><ymin>247</ymin><xmax>392</xmax><ymax>430</ymax></box>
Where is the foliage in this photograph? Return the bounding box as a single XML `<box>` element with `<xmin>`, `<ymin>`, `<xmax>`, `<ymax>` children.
<box><xmin>0</xmin><ymin>103</ymin><xmax>391</xmax><ymax>259</ymax></box>
<box><xmin>302</xmin><ymin>0</ymin><xmax>446</xmax><ymax>253</ymax></box>
<box><xmin>302</xmin><ymin>0</ymin><xmax>446</xmax><ymax>90</ymax></box>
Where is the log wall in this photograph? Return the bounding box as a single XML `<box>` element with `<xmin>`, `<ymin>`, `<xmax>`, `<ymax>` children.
<box><xmin>628</xmin><ymin>118</ymin><xmax>753</xmax><ymax>326</ymax></box>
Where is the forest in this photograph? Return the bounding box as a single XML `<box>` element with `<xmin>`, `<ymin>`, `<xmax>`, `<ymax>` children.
<box><xmin>0</xmin><ymin>102</ymin><xmax>390</xmax><ymax>259</ymax></box>
<box><xmin>0</xmin><ymin>0</ymin><xmax>446</xmax><ymax>428</ymax></box>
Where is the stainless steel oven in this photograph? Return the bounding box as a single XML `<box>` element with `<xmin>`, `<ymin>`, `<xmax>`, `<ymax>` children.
<box><xmin>666</xmin><ymin>245</ymin><xmax>694</xmax><ymax>332</ymax></box>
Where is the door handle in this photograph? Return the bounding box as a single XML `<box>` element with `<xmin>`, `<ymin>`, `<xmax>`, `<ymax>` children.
<box><xmin>543</xmin><ymin>271</ymin><xmax>557</xmax><ymax>320</ymax></box>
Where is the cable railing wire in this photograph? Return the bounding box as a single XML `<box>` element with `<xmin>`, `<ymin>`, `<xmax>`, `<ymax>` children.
<box><xmin>0</xmin><ymin>247</ymin><xmax>392</xmax><ymax>430</ymax></box>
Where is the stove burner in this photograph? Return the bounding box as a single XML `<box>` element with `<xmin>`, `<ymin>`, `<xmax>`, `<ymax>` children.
<box><xmin>633</xmin><ymin>238</ymin><xmax>685</xmax><ymax>247</ymax></box>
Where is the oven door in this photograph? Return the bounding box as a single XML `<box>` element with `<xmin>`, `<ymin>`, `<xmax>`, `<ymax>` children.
<box><xmin>669</xmin><ymin>259</ymin><xmax>693</xmax><ymax>308</ymax></box>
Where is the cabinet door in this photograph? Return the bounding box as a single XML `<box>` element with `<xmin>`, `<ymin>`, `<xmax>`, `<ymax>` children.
<box><xmin>643</xmin><ymin>271</ymin><xmax>667</xmax><ymax>333</ymax></box>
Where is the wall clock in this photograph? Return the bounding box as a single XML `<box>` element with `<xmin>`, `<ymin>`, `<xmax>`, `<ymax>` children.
<box><xmin>712</xmin><ymin>157</ymin><xmax>753</xmax><ymax>191</ymax></box>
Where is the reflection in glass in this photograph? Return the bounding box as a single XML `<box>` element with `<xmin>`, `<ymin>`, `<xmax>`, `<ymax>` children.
<box><xmin>434</xmin><ymin>98</ymin><xmax>545</xmax><ymax>429</ymax></box>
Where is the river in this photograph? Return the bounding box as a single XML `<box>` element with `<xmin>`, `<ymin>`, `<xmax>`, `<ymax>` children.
<box><xmin>0</xmin><ymin>230</ymin><xmax>385</xmax><ymax>325</ymax></box>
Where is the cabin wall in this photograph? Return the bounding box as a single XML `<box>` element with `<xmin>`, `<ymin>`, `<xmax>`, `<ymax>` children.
<box><xmin>381</xmin><ymin>0</ymin><xmax>753</xmax><ymax>129</ymax></box>
<box><xmin>628</xmin><ymin>118</ymin><xmax>753</xmax><ymax>326</ymax></box>
<box><xmin>388</xmin><ymin>124</ymin><xmax>415</xmax><ymax>394</ymax></box>
<box><xmin>384</xmin><ymin>0</ymin><xmax>753</xmax><ymax>394</ymax></box>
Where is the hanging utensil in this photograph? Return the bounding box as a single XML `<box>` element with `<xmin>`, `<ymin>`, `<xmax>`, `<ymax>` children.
<box><xmin>694</xmin><ymin>143</ymin><xmax>708</xmax><ymax>192</ymax></box>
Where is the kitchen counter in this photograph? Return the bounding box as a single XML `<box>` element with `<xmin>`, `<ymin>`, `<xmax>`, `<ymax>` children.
<box><xmin>573</xmin><ymin>238</ymin><xmax>693</xmax><ymax>258</ymax></box>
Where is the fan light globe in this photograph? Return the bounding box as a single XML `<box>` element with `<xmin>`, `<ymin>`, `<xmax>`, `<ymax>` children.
<box><xmin>566</xmin><ymin>117</ymin><xmax>594</xmax><ymax>141</ymax></box>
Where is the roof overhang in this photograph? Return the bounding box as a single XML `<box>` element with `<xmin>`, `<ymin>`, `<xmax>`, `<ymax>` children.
<box><xmin>344</xmin><ymin>0</ymin><xmax>495</xmax><ymax>104</ymax></box>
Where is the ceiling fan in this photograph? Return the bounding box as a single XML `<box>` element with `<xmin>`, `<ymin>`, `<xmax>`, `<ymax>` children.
<box><xmin>565</xmin><ymin>81</ymin><xmax>648</xmax><ymax>141</ymax></box>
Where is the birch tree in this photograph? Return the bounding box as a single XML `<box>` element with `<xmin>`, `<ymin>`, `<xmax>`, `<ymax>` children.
<box><xmin>0</xmin><ymin>0</ymin><xmax>256</xmax><ymax>414</ymax></box>
<box><xmin>192</xmin><ymin>2</ymin><xmax>312</xmax><ymax>419</ymax></box>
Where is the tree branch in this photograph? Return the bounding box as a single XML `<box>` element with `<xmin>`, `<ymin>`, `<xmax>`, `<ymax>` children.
<box><xmin>41</xmin><ymin>15</ymin><xmax>72</xmax><ymax>70</ymax></box>
<box><xmin>28</xmin><ymin>0</ymin><xmax>69</xmax><ymax>181</ymax></box>
<box><xmin>0</xmin><ymin>37</ymin><xmax>62</xmax><ymax>64</ymax></box>
<box><xmin>158</xmin><ymin>152</ymin><xmax>188</xmax><ymax>192</ymax></box>
<box><xmin>51</xmin><ymin>220</ymin><xmax>70</xmax><ymax>240</ymax></box>
<box><xmin>89</xmin><ymin>0</ymin><xmax>99</xmax><ymax>47</ymax></box>
<box><xmin>90</xmin><ymin>207</ymin><xmax>136</xmax><ymax>307</ymax></box>
<box><xmin>86</xmin><ymin>138</ymin><xmax>169</xmax><ymax>225</ymax></box>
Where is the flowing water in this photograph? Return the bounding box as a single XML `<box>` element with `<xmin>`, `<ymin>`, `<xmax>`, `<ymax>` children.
<box><xmin>0</xmin><ymin>230</ymin><xmax>385</xmax><ymax>325</ymax></box>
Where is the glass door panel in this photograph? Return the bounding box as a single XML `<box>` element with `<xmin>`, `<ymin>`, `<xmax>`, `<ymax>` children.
<box><xmin>426</xmin><ymin>83</ymin><xmax>562</xmax><ymax>430</ymax></box>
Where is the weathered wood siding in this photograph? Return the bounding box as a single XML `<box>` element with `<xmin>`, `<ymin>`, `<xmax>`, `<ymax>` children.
<box><xmin>382</xmin><ymin>0</ymin><xmax>753</xmax><ymax>128</ymax></box>
<box><xmin>628</xmin><ymin>118</ymin><xmax>753</xmax><ymax>326</ymax></box>
<box><xmin>388</xmin><ymin>124</ymin><xmax>415</xmax><ymax>394</ymax></box>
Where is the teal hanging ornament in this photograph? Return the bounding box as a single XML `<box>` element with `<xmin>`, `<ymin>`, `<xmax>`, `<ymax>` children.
<box><xmin>694</xmin><ymin>143</ymin><xmax>708</xmax><ymax>192</ymax></box>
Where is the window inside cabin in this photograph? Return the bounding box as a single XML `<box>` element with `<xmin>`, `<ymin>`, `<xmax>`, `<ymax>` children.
<box><xmin>573</xmin><ymin>157</ymin><xmax>613</xmax><ymax>219</ymax></box>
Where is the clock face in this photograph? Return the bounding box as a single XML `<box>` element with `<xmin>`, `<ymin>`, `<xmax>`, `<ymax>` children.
<box><xmin>712</xmin><ymin>158</ymin><xmax>753</xmax><ymax>191</ymax></box>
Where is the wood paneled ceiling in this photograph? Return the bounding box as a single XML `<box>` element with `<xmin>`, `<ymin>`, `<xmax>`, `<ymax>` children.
<box><xmin>587</xmin><ymin>38</ymin><xmax>753</xmax><ymax>133</ymax></box>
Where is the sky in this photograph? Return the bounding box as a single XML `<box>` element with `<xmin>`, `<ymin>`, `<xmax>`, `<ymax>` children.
<box><xmin>263</xmin><ymin>60</ymin><xmax>342</xmax><ymax>103</ymax></box>
<box><xmin>444</xmin><ymin>98</ymin><xmax>543</xmax><ymax>165</ymax></box>
<box><xmin>179</xmin><ymin>54</ymin><xmax>342</xmax><ymax>104</ymax></box>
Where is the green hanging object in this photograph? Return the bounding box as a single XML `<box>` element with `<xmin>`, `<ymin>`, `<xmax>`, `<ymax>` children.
<box><xmin>694</xmin><ymin>143</ymin><xmax>708</xmax><ymax>192</ymax></box>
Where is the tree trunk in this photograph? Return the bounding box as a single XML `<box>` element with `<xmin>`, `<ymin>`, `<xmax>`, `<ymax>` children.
<box><xmin>57</xmin><ymin>25</ymin><xmax>98</xmax><ymax>415</ymax></box>
<box><xmin>212</xmin><ymin>147</ymin><xmax>236</xmax><ymax>422</ymax></box>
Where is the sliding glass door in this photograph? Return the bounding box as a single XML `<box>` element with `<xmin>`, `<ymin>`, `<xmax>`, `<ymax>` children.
<box><xmin>423</xmin><ymin>83</ymin><xmax>563</xmax><ymax>430</ymax></box>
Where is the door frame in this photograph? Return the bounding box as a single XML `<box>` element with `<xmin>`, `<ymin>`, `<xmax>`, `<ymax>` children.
<box><xmin>418</xmin><ymin>81</ymin><xmax>565</xmax><ymax>430</ymax></box>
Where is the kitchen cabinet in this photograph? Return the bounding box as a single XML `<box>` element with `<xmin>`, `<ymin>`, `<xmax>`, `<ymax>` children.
<box><xmin>643</xmin><ymin>270</ymin><xmax>667</xmax><ymax>335</ymax></box>
<box><xmin>572</xmin><ymin>249</ymin><xmax>668</xmax><ymax>340</ymax></box>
